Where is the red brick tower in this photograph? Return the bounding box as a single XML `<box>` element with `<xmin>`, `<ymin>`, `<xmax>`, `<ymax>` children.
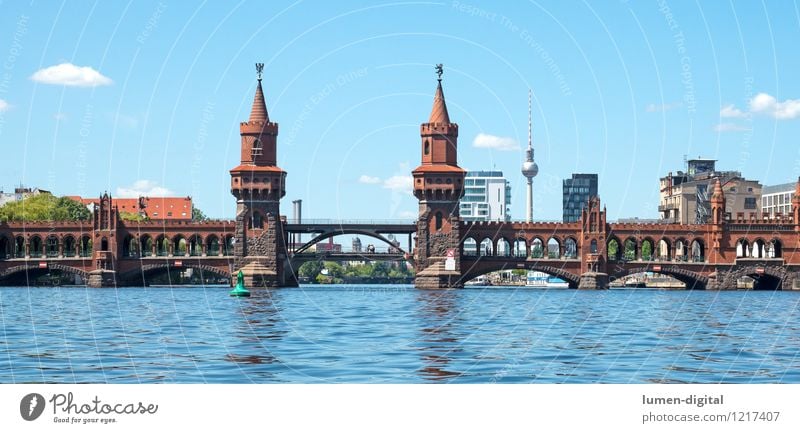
<box><xmin>229</xmin><ymin>63</ymin><xmax>295</xmax><ymax>287</ymax></box>
<box><xmin>709</xmin><ymin>178</ymin><xmax>726</xmax><ymax>263</ymax></box>
<box><xmin>413</xmin><ymin>65</ymin><xmax>466</xmax><ymax>289</ymax></box>
<box><xmin>577</xmin><ymin>196</ymin><xmax>609</xmax><ymax>289</ymax></box>
<box><xmin>793</xmin><ymin>177</ymin><xmax>800</xmax><ymax>231</ymax></box>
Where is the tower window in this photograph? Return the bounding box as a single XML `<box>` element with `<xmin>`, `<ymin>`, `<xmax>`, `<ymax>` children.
<box><xmin>435</xmin><ymin>212</ymin><xmax>443</xmax><ymax>231</ymax></box>
<box><xmin>424</xmin><ymin>140</ymin><xmax>430</xmax><ymax>155</ymax></box>
<box><xmin>252</xmin><ymin>138</ymin><xmax>263</xmax><ymax>158</ymax></box>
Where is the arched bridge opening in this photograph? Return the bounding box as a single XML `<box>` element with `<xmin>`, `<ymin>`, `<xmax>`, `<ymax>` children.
<box><xmin>460</xmin><ymin>260</ymin><xmax>581</xmax><ymax>288</ymax></box>
<box><xmin>0</xmin><ymin>264</ymin><xmax>89</xmax><ymax>286</ymax></box>
<box><xmin>118</xmin><ymin>263</ymin><xmax>232</xmax><ymax>286</ymax></box>
<box><xmin>613</xmin><ymin>267</ymin><xmax>708</xmax><ymax>290</ymax></box>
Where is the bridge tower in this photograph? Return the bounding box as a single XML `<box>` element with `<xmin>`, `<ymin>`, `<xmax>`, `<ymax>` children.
<box><xmin>709</xmin><ymin>178</ymin><xmax>726</xmax><ymax>263</ymax></box>
<box><xmin>229</xmin><ymin>64</ymin><xmax>295</xmax><ymax>287</ymax></box>
<box><xmin>412</xmin><ymin>65</ymin><xmax>466</xmax><ymax>289</ymax></box>
<box><xmin>577</xmin><ymin>196</ymin><xmax>609</xmax><ymax>289</ymax></box>
<box><xmin>794</xmin><ymin>177</ymin><xmax>800</xmax><ymax>231</ymax></box>
<box><xmin>87</xmin><ymin>192</ymin><xmax>119</xmax><ymax>287</ymax></box>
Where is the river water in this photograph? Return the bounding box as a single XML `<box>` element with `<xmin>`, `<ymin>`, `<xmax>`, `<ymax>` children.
<box><xmin>1</xmin><ymin>285</ymin><xmax>799</xmax><ymax>383</ymax></box>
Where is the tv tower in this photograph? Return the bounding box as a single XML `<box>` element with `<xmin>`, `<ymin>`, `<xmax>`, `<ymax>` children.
<box><xmin>521</xmin><ymin>89</ymin><xmax>539</xmax><ymax>222</ymax></box>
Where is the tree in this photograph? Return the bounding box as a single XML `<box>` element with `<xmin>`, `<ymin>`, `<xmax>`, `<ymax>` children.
<box><xmin>0</xmin><ymin>194</ymin><xmax>90</xmax><ymax>222</ymax></box>
<box><xmin>192</xmin><ymin>206</ymin><xmax>209</xmax><ymax>221</ymax></box>
<box><xmin>119</xmin><ymin>211</ymin><xmax>149</xmax><ymax>222</ymax></box>
<box><xmin>642</xmin><ymin>241</ymin><xmax>652</xmax><ymax>261</ymax></box>
<box><xmin>624</xmin><ymin>239</ymin><xmax>637</xmax><ymax>261</ymax></box>
<box><xmin>607</xmin><ymin>239</ymin><xmax>619</xmax><ymax>260</ymax></box>
<box><xmin>298</xmin><ymin>261</ymin><xmax>324</xmax><ymax>280</ymax></box>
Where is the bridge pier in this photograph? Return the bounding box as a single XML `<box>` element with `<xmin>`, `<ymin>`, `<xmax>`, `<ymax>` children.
<box><xmin>86</xmin><ymin>269</ymin><xmax>117</xmax><ymax>288</ymax></box>
<box><xmin>577</xmin><ymin>272</ymin><xmax>608</xmax><ymax>290</ymax></box>
<box><xmin>414</xmin><ymin>260</ymin><xmax>463</xmax><ymax>289</ymax></box>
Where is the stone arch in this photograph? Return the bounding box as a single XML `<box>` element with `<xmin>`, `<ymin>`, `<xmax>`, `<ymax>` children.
<box><xmin>249</xmin><ymin>211</ymin><xmax>264</xmax><ymax>229</ymax></box>
<box><xmin>615</xmin><ymin>266</ymin><xmax>708</xmax><ymax>290</ymax></box>
<box><xmin>29</xmin><ymin>235</ymin><xmax>43</xmax><ymax>258</ymax></box>
<box><xmin>156</xmin><ymin>235</ymin><xmax>170</xmax><ymax>256</ymax></box>
<box><xmin>14</xmin><ymin>236</ymin><xmax>25</xmax><ymax>258</ymax></box>
<box><xmin>564</xmin><ymin>237</ymin><xmax>578</xmax><ymax>258</ymax></box>
<box><xmin>460</xmin><ymin>261</ymin><xmax>581</xmax><ymax>288</ymax></box>
<box><xmin>674</xmin><ymin>238</ymin><xmax>688</xmax><ymax>261</ymax></box>
<box><xmin>139</xmin><ymin>234</ymin><xmax>153</xmax><ymax>257</ymax></box>
<box><xmin>623</xmin><ymin>237</ymin><xmax>637</xmax><ymax>261</ymax></box>
<box><xmin>479</xmin><ymin>237</ymin><xmax>493</xmax><ymax>256</ymax></box>
<box><xmin>122</xmin><ymin>234</ymin><xmax>138</xmax><ymax>257</ymax></box>
<box><xmin>118</xmin><ymin>263</ymin><xmax>232</xmax><ymax>286</ymax></box>
<box><xmin>641</xmin><ymin>237</ymin><xmax>655</xmax><ymax>261</ymax></box>
<box><xmin>294</xmin><ymin>230</ymin><xmax>409</xmax><ymax>256</ymax></box>
<box><xmin>513</xmin><ymin>238</ymin><xmax>527</xmax><ymax>258</ymax></box>
<box><xmin>188</xmin><ymin>234</ymin><xmax>203</xmax><ymax>256</ymax></box>
<box><xmin>205</xmin><ymin>235</ymin><xmax>221</xmax><ymax>256</ymax></box>
<box><xmin>690</xmin><ymin>238</ymin><xmax>705</xmax><ymax>262</ymax></box>
<box><xmin>546</xmin><ymin>237</ymin><xmax>560</xmax><ymax>259</ymax></box>
<box><xmin>0</xmin><ymin>235</ymin><xmax>9</xmax><ymax>259</ymax></box>
<box><xmin>223</xmin><ymin>234</ymin><xmax>235</xmax><ymax>256</ymax></box>
<box><xmin>45</xmin><ymin>235</ymin><xmax>59</xmax><ymax>258</ymax></box>
<box><xmin>736</xmin><ymin>238</ymin><xmax>750</xmax><ymax>258</ymax></box>
<box><xmin>657</xmin><ymin>239</ymin><xmax>671</xmax><ymax>261</ymax></box>
<box><xmin>495</xmin><ymin>237</ymin><xmax>511</xmax><ymax>257</ymax></box>
<box><xmin>63</xmin><ymin>235</ymin><xmax>77</xmax><ymax>257</ymax></box>
<box><xmin>172</xmin><ymin>235</ymin><xmax>186</xmax><ymax>255</ymax></box>
<box><xmin>751</xmin><ymin>238</ymin><xmax>767</xmax><ymax>259</ymax></box>
<box><xmin>607</xmin><ymin>236</ymin><xmax>622</xmax><ymax>262</ymax></box>
<box><xmin>768</xmin><ymin>238</ymin><xmax>782</xmax><ymax>258</ymax></box>
<box><xmin>0</xmin><ymin>263</ymin><xmax>89</xmax><ymax>285</ymax></box>
<box><xmin>79</xmin><ymin>235</ymin><xmax>92</xmax><ymax>257</ymax></box>
<box><xmin>530</xmin><ymin>237</ymin><xmax>544</xmax><ymax>258</ymax></box>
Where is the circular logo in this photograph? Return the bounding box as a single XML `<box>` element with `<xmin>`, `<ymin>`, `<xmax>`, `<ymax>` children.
<box><xmin>20</xmin><ymin>393</ymin><xmax>45</xmax><ymax>421</ymax></box>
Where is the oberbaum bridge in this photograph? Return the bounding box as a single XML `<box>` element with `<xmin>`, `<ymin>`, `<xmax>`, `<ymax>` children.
<box><xmin>1</xmin><ymin>64</ymin><xmax>799</xmax><ymax>290</ymax></box>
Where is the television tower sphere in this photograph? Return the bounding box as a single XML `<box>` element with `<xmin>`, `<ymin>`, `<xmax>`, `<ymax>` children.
<box><xmin>522</xmin><ymin>159</ymin><xmax>538</xmax><ymax>178</ymax></box>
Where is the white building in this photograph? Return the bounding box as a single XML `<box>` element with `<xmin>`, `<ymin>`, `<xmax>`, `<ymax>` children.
<box><xmin>459</xmin><ymin>171</ymin><xmax>512</xmax><ymax>222</ymax></box>
<box><xmin>0</xmin><ymin>187</ymin><xmax>50</xmax><ymax>207</ymax></box>
<box><xmin>761</xmin><ymin>182</ymin><xmax>795</xmax><ymax>217</ymax></box>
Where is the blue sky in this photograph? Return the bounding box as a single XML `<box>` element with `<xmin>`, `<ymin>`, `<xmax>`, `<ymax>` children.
<box><xmin>1</xmin><ymin>0</ymin><xmax>799</xmax><ymax>221</ymax></box>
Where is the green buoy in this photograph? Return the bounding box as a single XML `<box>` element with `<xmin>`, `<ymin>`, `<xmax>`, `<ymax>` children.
<box><xmin>229</xmin><ymin>270</ymin><xmax>251</xmax><ymax>297</ymax></box>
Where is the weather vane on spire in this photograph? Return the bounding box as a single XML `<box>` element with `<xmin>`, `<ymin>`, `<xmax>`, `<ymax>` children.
<box><xmin>435</xmin><ymin>63</ymin><xmax>443</xmax><ymax>82</ymax></box>
<box><xmin>255</xmin><ymin>63</ymin><xmax>264</xmax><ymax>81</ymax></box>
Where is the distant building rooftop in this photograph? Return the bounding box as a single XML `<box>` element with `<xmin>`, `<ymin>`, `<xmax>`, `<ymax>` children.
<box><xmin>762</xmin><ymin>182</ymin><xmax>796</xmax><ymax>195</ymax></box>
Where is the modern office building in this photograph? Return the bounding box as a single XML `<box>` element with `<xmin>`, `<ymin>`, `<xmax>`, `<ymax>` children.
<box><xmin>459</xmin><ymin>171</ymin><xmax>512</xmax><ymax>222</ymax></box>
<box><xmin>658</xmin><ymin>158</ymin><xmax>761</xmax><ymax>224</ymax></box>
<box><xmin>562</xmin><ymin>174</ymin><xmax>598</xmax><ymax>222</ymax></box>
<box><xmin>761</xmin><ymin>182</ymin><xmax>796</xmax><ymax>217</ymax></box>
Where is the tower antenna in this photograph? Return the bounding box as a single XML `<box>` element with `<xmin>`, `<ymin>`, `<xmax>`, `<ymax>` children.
<box><xmin>255</xmin><ymin>63</ymin><xmax>264</xmax><ymax>81</ymax></box>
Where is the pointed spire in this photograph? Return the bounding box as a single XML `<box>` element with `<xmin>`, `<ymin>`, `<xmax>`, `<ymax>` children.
<box><xmin>712</xmin><ymin>178</ymin><xmax>724</xmax><ymax>200</ymax></box>
<box><xmin>526</xmin><ymin>89</ymin><xmax>533</xmax><ymax>161</ymax></box>
<box><xmin>249</xmin><ymin>63</ymin><xmax>269</xmax><ymax>123</ymax></box>
<box><xmin>428</xmin><ymin>64</ymin><xmax>450</xmax><ymax>124</ymax></box>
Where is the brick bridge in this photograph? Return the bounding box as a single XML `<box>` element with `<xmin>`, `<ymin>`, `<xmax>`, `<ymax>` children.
<box><xmin>2</xmin><ymin>65</ymin><xmax>799</xmax><ymax>290</ymax></box>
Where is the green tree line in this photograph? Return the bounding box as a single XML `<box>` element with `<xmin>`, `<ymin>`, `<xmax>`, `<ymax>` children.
<box><xmin>0</xmin><ymin>194</ymin><xmax>91</xmax><ymax>222</ymax></box>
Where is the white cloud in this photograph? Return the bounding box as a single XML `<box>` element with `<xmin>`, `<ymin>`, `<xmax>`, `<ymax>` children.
<box><xmin>749</xmin><ymin>92</ymin><xmax>800</xmax><ymax>119</ymax></box>
<box><xmin>382</xmin><ymin>175</ymin><xmax>412</xmax><ymax>193</ymax></box>
<box><xmin>30</xmin><ymin>63</ymin><xmax>112</xmax><ymax>87</ymax></box>
<box><xmin>358</xmin><ymin>175</ymin><xmax>381</xmax><ymax>184</ymax></box>
<box><xmin>116</xmin><ymin>180</ymin><xmax>175</xmax><ymax>198</ymax></box>
<box><xmin>0</xmin><ymin>99</ymin><xmax>10</xmax><ymax>112</ymax></box>
<box><xmin>472</xmin><ymin>133</ymin><xmax>519</xmax><ymax>151</ymax></box>
<box><xmin>720</xmin><ymin>104</ymin><xmax>746</xmax><ymax>118</ymax></box>
<box><xmin>713</xmin><ymin>123</ymin><xmax>751</xmax><ymax>132</ymax></box>
<box><xmin>645</xmin><ymin>102</ymin><xmax>681</xmax><ymax>112</ymax></box>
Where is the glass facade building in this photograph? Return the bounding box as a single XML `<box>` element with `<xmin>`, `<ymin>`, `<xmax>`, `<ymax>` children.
<box><xmin>562</xmin><ymin>174</ymin><xmax>598</xmax><ymax>222</ymax></box>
